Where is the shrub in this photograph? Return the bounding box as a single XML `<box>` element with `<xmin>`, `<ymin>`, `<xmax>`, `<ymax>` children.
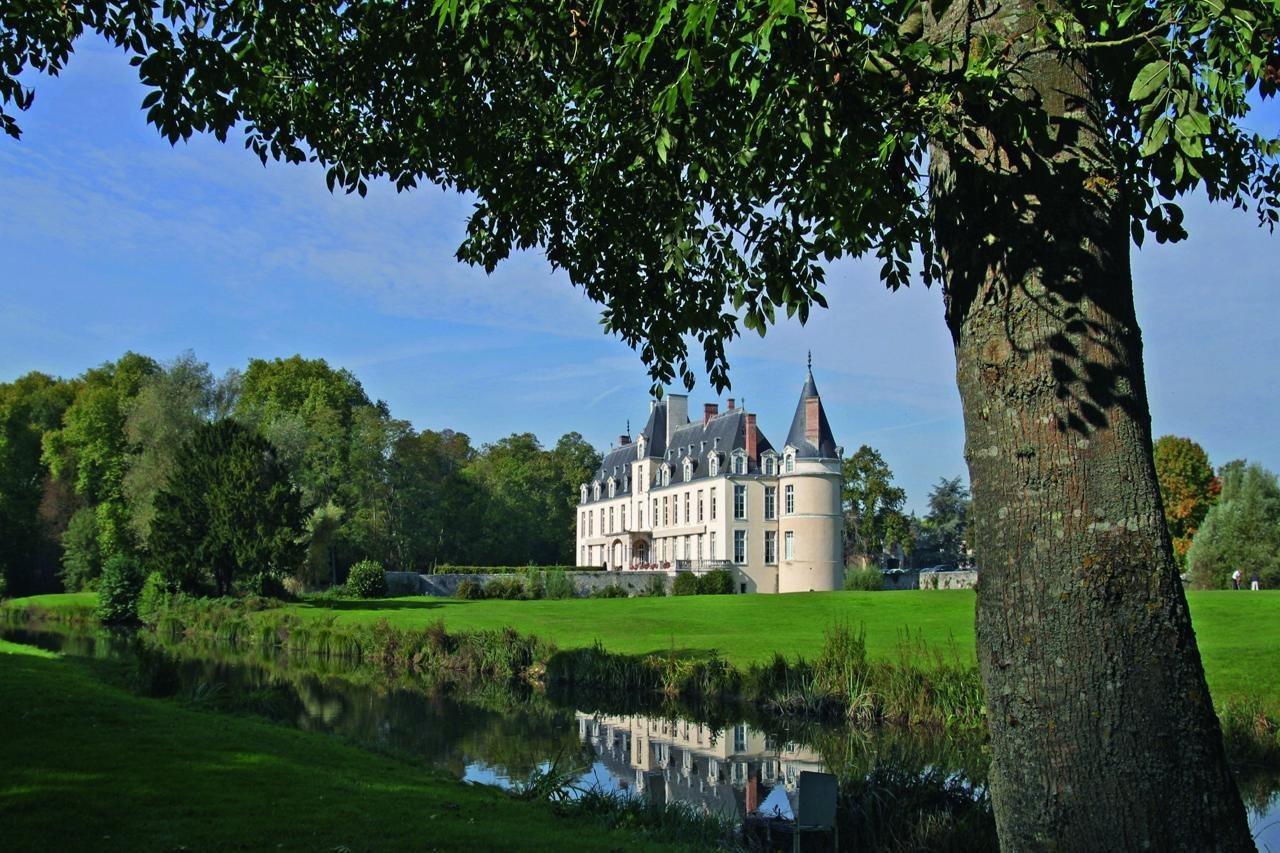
<box><xmin>243</xmin><ymin>571</ymin><xmax>288</xmax><ymax>599</ymax></box>
<box><xmin>844</xmin><ymin>566</ymin><xmax>885</xmax><ymax>591</ymax></box>
<box><xmin>696</xmin><ymin>570</ymin><xmax>734</xmax><ymax>595</ymax></box>
<box><xmin>544</xmin><ymin>569</ymin><xmax>576</xmax><ymax>599</ymax></box>
<box><xmin>430</xmin><ymin>564</ymin><xmax>603</xmax><ymax>574</ymax></box>
<box><xmin>347</xmin><ymin>560</ymin><xmax>388</xmax><ymax>598</ymax></box>
<box><xmin>137</xmin><ymin>572</ymin><xmax>172</xmax><ymax>624</ymax></box>
<box><xmin>591</xmin><ymin>584</ymin><xmax>629</xmax><ymax>598</ymax></box>
<box><xmin>454</xmin><ymin>580</ymin><xmax>485</xmax><ymax>600</ymax></box>
<box><xmin>525</xmin><ymin>571</ymin><xmax>547</xmax><ymax>600</ymax></box>
<box><xmin>484</xmin><ymin>576</ymin><xmax>527</xmax><ymax>600</ymax></box>
<box><xmin>671</xmin><ymin>572</ymin><xmax>699</xmax><ymax>596</ymax></box>
<box><xmin>97</xmin><ymin>553</ymin><xmax>146</xmax><ymax>624</ymax></box>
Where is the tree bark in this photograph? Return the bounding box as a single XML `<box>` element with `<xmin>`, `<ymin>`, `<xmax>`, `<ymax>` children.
<box><xmin>927</xmin><ymin>2</ymin><xmax>1253</xmax><ymax>849</ymax></box>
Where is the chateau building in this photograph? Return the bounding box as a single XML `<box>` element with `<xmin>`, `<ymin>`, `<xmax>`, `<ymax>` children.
<box><xmin>576</xmin><ymin>364</ymin><xmax>844</xmax><ymax>593</ymax></box>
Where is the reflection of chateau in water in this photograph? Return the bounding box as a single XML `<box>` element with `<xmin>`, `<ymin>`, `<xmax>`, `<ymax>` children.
<box><xmin>577</xmin><ymin>713</ymin><xmax>826</xmax><ymax>819</ymax></box>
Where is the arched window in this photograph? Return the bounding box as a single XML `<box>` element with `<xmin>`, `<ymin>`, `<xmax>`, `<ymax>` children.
<box><xmin>682</xmin><ymin>458</ymin><xmax>693</xmax><ymax>482</ymax></box>
<box><xmin>580</xmin><ymin>484</ymin><xmax>588</xmax><ymax>503</ymax></box>
<box><xmin>731</xmin><ymin>451</ymin><xmax>746</xmax><ymax>475</ymax></box>
<box><xmin>607</xmin><ymin>477</ymin><xmax>616</xmax><ymax>498</ymax></box>
<box><xmin>593</xmin><ymin>482</ymin><xmax>601</xmax><ymax>501</ymax></box>
<box><xmin>784</xmin><ymin>451</ymin><xmax>796</xmax><ymax>473</ymax></box>
<box><xmin>708</xmin><ymin>454</ymin><xmax>719</xmax><ymax>477</ymax></box>
<box><xmin>660</xmin><ymin>464</ymin><xmax>672</xmax><ymax>487</ymax></box>
<box><xmin>762</xmin><ymin>453</ymin><xmax>776</xmax><ymax>476</ymax></box>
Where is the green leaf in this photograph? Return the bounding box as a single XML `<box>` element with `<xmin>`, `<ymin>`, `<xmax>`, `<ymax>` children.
<box><xmin>1129</xmin><ymin>60</ymin><xmax>1169</xmax><ymax>103</ymax></box>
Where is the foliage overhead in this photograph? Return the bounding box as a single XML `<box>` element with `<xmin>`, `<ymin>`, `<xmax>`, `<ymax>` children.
<box><xmin>2</xmin><ymin>1</ymin><xmax>1276</xmax><ymax>390</ymax></box>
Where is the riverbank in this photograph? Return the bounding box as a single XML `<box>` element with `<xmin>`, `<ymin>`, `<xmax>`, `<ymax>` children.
<box><xmin>9</xmin><ymin>589</ymin><xmax>1276</xmax><ymax>706</ymax></box>
<box><xmin>0</xmin><ymin>639</ymin><xmax>695</xmax><ymax>851</ymax></box>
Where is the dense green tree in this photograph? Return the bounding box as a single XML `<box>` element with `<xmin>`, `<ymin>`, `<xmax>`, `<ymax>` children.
<box><xmin>548</xmin><ymin>432</ymin><xmax>602</xmax><ymax>559</ymax></box>
<box><xmin>149</xmin><ymin>419</ymin><xmax>303</xmax><ymax>596</ymax></box>
<box><xmin>8</xmin><ymin>1</ymin><xmax>1279</xmax><ymax>835</ymax></box>
<box><xmin>1187</xmin><ymin>461</ymin><xmax>1280</xmax><ymax>590</ymax></box>
<box><xmin>1153</xmin><ymin>435</ymin><xmax>1219</xmax><ymax>568</ymax></box>
<box><xmin>911</xmin><ymin>477</ymin><xmax>970</xmax><ymax>568</ymax></box>
<box><xmin>387</xmin><ymin>428</ymin><xmax>481</xmax><ymax>570</ymax></box>
<box><xmin>41</xmin><ymin>353</ymin><xmax>160</xmax><ymax>585</ymax></box>
<box><xmin>0</xmin><ymin>372</ymin><xmax>75</xmax><ymax>595</ymax></box>
<box><xmin>123</xmin><ymin>352</ymin><xmax>240</xmax><ymax>541</ymax></box>
<box><xmin>841</xmin><ymin>445</ymin><xmax>910</xmax><ymax>567</ymax></box>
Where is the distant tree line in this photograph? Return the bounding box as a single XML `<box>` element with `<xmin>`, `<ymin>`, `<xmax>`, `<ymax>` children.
<box><xmin>0</xmin><ymin>352</ymin><xmax>599</xmax><ymax>597</ymax></box>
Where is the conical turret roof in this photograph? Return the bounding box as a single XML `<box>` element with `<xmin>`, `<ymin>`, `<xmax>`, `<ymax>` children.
<box><xmin>784</xmin><ymin>363</ymin><xmax>838</xmax><ymax>459</ymax></box>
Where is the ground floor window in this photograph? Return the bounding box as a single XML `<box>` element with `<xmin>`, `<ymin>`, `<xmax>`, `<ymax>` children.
<box><xmin>784</xmin><ymin>530</ymin><xmax>795</xmax><ymax>560</ymax></box>
<box><xmin>709</xmin><ymin>532</ymin><xmax>717</xmax><ymax>559</ymax></box>
<box><xmin>733</xmin><ymin>530</ymin><xmax>746</xmax><ymax>565</ymax></box>
<box><xmin>764</xmin><ymin>530</ymin><xmax>777</xmax><ymax>565</ymax></box>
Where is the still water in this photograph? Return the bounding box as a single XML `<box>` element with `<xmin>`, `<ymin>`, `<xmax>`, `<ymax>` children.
<box><xmin>4</xmin><ymin>624</ymin><xmax>1276</xmax><ymax>850</ymax></box>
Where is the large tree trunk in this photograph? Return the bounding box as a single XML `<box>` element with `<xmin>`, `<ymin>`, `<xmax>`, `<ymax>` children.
<box><xmin>927</xmin><ymin>3</ymin><xmax>1252</xmax><ymax>849</ymax></box>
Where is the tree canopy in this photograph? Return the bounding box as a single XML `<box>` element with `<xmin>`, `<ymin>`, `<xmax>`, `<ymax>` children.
<box><xmin>841</xmin><ymin>445</ymin><xmax>910</xmax><ymax>566</ymax></box>
<box><xmin>1186</xmin><ymin>460</ymin><xmax>1280</xmax><ymax>588</ymax></box>
<box><xmin>3</xmin><ymin>1</ymin><xmax>1276</xmax><ymax>390</ymax></box>
<box><xmin>1153</xmin><ymin>434</ymin><xmax>1218</xmax><ymax>566</ymax></box>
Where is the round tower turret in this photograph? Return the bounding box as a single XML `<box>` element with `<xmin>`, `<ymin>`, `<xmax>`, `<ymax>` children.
<box><xmin>777</xmin><ymin>361</ymin><xmax>844</xmax><ymax>593</ymax></box>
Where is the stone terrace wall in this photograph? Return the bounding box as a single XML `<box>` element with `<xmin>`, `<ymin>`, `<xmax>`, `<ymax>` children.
<box><xmin>879</xmin><ymin>569</ymin><xmax>979</xmax><ymax>591</ymax></box>
<box><xmin>385</xmin><ymin>570</ymin><xmax>677</xmax><ymax>598</ymax></box>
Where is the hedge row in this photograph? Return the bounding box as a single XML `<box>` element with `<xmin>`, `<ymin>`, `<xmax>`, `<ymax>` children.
<box><xmin>425</xmin><ymin>565</ymin><xmax>604</xmax><ymax>575</ymax></box>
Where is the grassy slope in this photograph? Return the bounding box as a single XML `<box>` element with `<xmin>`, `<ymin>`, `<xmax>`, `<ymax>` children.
<box><xmin>290</xmin><ymin>590</ymin><xmax>1280</xmax><ymax>705</ymax></box>
<box><xmin>0</xmin><ymin>640</ymin><xmax>677</xmax><ymax>852</ymax></box>
<box><xmin>9</xmin><ymin>590</ymin><xmax>1278</xmax><ymax>703</ymax></box>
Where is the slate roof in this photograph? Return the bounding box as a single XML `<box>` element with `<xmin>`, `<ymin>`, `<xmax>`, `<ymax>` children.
<box><xmin>784</xmin><ymin>368</ymin><xmax>839</xmax><ymax>459</ymax></box>
<box><xmin>583</xmin><ymin>402</ymin><xmax>778</xmax><ymax>503</ymax></box>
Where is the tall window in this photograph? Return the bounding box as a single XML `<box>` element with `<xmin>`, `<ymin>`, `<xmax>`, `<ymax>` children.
<box><xmin>663</xmin><ymin>496</ymin><xmax>669</xmax><ymax>526</ymax></box>
<box><xmin>589</xmin><ymin>512</ymin><xmax>593</xmax><ymax>536</ymax></box>
<box><xmin>764</xmin><ymin>486</ymin><xmax>776</xmax><ymax>520</ymax></box>
<box><xmin>653</xmin><ymin>499</ymin><xmax>658</xmax><ymax>525</ymax></box>
<box><xmin>684</xmin><ymin>493</ymin><xmax>690</xmax><ymax>524</ymax></box>
<box><xmin>732</xmin><ymin>453</ymin><xmax>746</xmax><ymax>475</ymax></box>
<box><xmin>733</xmin><ymin>485</ymin><xmax>746</xmax><ymax>520</ymax></box>
<box><xmin>608</xmin><ymin>478</ymin><xmax>616</xmax><ymax>498</ymax></box>
<box><xmin>763</xmin><ymin>455</ymin><xmax>776</xmax><ymax>476</ymax></box>
<box><xmin>639</xmin><ymin>505</ymin><xmax>644</xmax><ymax>528</ymax></box>
<box><xmin>710</xmin><ymin>488</ymin><xmax>717</xmax><ymax>520</ymax></box>
<box><xmin>784</xmin><ymin>530</ymin><xmax>795</xmax><ymax>560</ymax></box>
<box><xmin>733</xmin><ymin>530</ymin><xmax>747</xmax><ymax>564</ymax></box>
<box><xmin>765</xmin><ymin>531</ymin><xmax>777</xmax><ymax>564</ymax></box>
<box><xmin>684</xmin><ymin>535</ymin><xmax>691</xmax><ymax>558</ymax></box>
<box><xmin>697</xmin><ymin>490</ymin><xmax>704</xmax><ymax>522</ymax></box>
<box><xmin>708</xmin><ymin>455</ymin><xmax>719</xmax><ymax>476</ymax></box>
<box><xmin>709</xmin><ymin>532</ymin><xmax>717</xmax><ymax>559</ymax></box>
<box><xmin>784</xmin><ymin>484</ymin><xmax>795</xmax><ymax>514</ymax></box>
<box><xmin>609</xmin><ymin>506</ymin><xmax>615</xmax><ymax>533</ymax></box>
<box><xmin>784</xmin><ymin>453</ymin><xmax>795</xmax><ymax>473</ymax></box>
<box><xmin>622</xmin><ymin>506</ymin><xmax>628</xmax><ymax>529</ymax></box>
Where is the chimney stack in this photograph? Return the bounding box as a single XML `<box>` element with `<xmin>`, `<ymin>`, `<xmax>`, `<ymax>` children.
<box><xmin>746</xmin><ymin>413</ymin><xmax>758</xmax><ymax>462</ymax></box>
<box><xmin>619</xmin><ymin>434</ymin><xmax>631</xmax><ymax>446</ymax></box>
<box><xmin>665</xmin><ymin>394</ymin><xmax>689</xmax><ymax>452</ymax></box>
<box><xmin>703</xmin><ymin>403</ymin><xmax>718</xmax><ymax>424</ymax></box>
<box><xmin>805</xmin><ymin>397</ymin><xmax>821</xmax><ymax>446</ymax></box>
<box><xmin>726</xmin><ymin>398</ymin><xmax>735</xmax><ymax>410</ymax></box>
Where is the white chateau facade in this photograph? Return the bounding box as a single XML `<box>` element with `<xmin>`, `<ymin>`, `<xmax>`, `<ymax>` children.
<box><xmin>576</xmin><ymin>366</ymin><xmax>844</xmax><ymax>593</ymax></box>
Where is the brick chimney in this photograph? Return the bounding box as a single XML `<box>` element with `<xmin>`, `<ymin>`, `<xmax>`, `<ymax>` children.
<box><xmin>726</xmin><ymin>398</ymin><xmax>735</xmax><ymax>410</ymax></box>
<box><xmin>619</xmin><ymin>434</ymin><xmax>631</xmax><ymax>445</ymax></box>
<box><xmin>703</xmin><ymin>403</ymin><xmax>718</xmax><ymax>424</ymax></box>
<box><xmin>745</xmin><ymin>413</ymin><xmax>758</xmax><ymax>462</ymax></box>
<box><xmin>805</xmin><ymin>397</ymin><xmax>821</xmax><ymax>446</ymax></box>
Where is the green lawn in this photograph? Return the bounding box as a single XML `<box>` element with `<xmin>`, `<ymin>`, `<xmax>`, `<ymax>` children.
<box><xmin>288</xmin><ymin>590</ymin><xmax>1280</xmax><ymax>706</ymax></box>
<box><xmin>8</xmin><ymin>589</ymin><xmax>1278</xmax><ymax>705</ymax></box>
<box><xmin>0</xmin><ymin>640</ymin><xmax>679</xmax><ymax>851</ymax></box>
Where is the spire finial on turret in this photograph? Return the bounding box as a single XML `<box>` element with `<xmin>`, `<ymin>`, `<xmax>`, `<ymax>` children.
<box><xmin>626</xmin><ymin>419</ymin><xmax>631</xmax><ymax>438</ymax></box>
<box><xmin>807</xmin><ymin>350</ymin><xmax>812</xmax><ymax>370</ymax></box>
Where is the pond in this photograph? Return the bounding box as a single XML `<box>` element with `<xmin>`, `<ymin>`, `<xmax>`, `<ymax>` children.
<box><xmin>4</xmin><ymin>624</ymin><xmax>1277</xmax><ymax>850</ymax></box>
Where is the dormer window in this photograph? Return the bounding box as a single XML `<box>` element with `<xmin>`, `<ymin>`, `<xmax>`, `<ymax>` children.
<box><xmin>580</xmin><ymin>484</ymin><xmax>589</xmax><ymax>503</ymax></box>
<box><xmin>731</xmin><ymin>451</ymin><xmax>747</xmax><ymax>475</ymax></box>
<box><xmin>593</xmin><ymin>482</ymin><xmax>601</xmax><ymax>500</ymax></box>
<box><xmin>637</xmin><ymin>436</ymin><xmax>646</xmax><ymax>456</ymax></box>
<box><xmin>660</xmin><ymin>463</ymin><xmax>672</xmax><ymax>487</ymax></box>
<box><xmin>784</xmin><ymin>451</ymin><xmax>796</xmax><ymax>473</ymax></box>
<box><xmin>682</xmin><ymin>458</ymin><xmax>694</xmax><ymax>482</ymax></box>
<box><xmin>713</xmin><ymin>437</ymin><xmax>720</xmax><ymax>450</ymax></box>
<box><xmin>607</xmin><ymin>477</ymin><xmax>617</xmax><ymax>498</ymax></box>
<box><xmin>762</xmin><ymin>451</ymin><xmax>777</xmax><ymax>476</ymax></box>
<box><xmin>708</xmin><ymin>454</ymin><xmax>719</xmax><ymax>477</ymax></box>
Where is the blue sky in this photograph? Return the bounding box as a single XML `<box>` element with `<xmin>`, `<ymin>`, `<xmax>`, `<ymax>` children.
<box><xmin>2</xmin><ymin>39</ymin><xmax>1277</xmax><ymax>514</ymax></box>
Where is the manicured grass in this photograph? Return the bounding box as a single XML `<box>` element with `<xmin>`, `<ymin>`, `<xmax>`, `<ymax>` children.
<box><xmin>0</xmin><ymin>640</ymin><xmax>680</xmax><ymax>851</ymax></box>
<box><xmin>9</xmin><ymin>589</ymin><xmax>1278</xmax><ymax>705</ymax></box>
